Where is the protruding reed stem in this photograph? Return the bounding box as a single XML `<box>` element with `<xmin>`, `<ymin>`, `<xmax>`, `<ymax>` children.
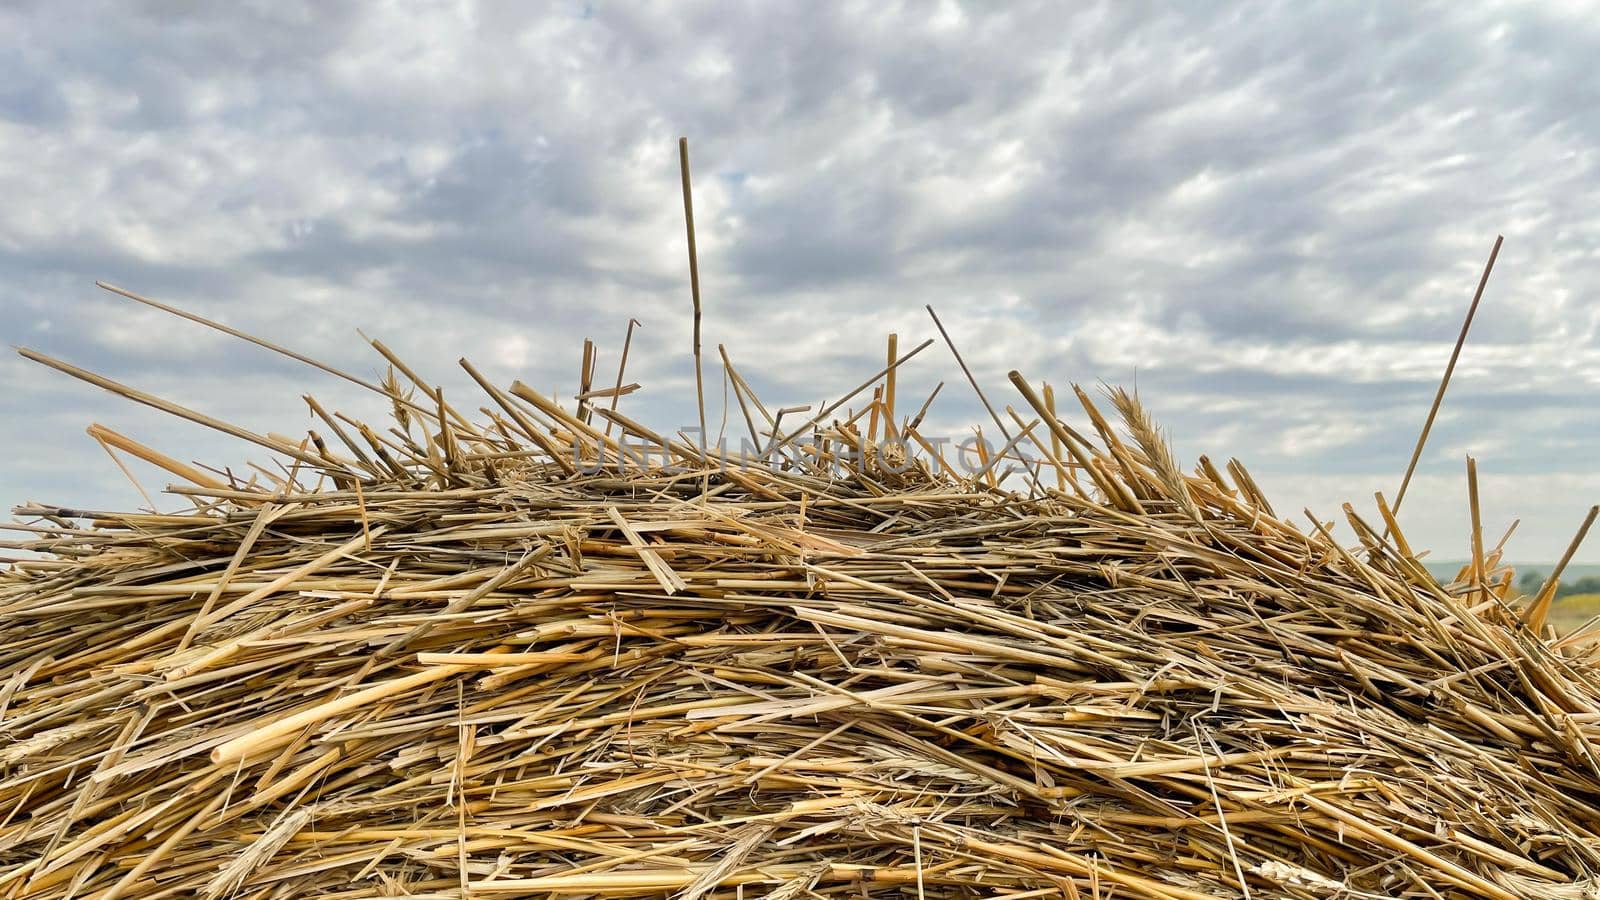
<box><xmin>679</xmin><ymin>138</ymin><xmax>707</xmax><ymax>461</ymax></box>
<box><xmin>1525</xmin><ymin>505</ymin><xmax>1600</xmax><ymax>631</ymax></box>
<box><xmin>1391</xmin><ymin>235</ymin><xmax>1504</xmax><ymax>521</ymax></box>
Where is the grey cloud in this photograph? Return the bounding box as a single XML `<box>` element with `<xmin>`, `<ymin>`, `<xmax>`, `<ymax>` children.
<box><xmin>4</xmin><ymin>1</ymin><xmax>1600</xmax><ymax>560</ymax></box>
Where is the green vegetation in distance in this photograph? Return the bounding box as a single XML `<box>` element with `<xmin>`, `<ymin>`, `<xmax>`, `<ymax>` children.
<box><xmin>1425</xmin><ymin>562</ymin><xmax>1600</xmax><ymax>636</ymax></box>
<box><xmin>1425</xmin><ymin>562</ymin><xmax>1600</xmax><ymax>596</ymax></box>
<box><xmin>1550</xmin><ymin>594</ymin><xmax>1600</xmax><ymax>634</ymax></box>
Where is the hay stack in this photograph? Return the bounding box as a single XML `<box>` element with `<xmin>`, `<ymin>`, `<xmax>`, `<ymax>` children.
<box><xmin>4</xmin><ymin>296</ymin><xmax>1600</xmax><ymax>899</ymax></box>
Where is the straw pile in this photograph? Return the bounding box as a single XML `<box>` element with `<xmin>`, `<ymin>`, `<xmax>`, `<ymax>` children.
<box><xmin>5</xmin><ymin>293</ymin><xmax>1600</xmax><ymax>899</ymax></box>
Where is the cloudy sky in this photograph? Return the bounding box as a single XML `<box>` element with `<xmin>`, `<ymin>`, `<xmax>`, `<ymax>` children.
<box><xmin>2</xmin><ymin>1</ymin><xmax>1599</xmax><ymax>562</ymax></box>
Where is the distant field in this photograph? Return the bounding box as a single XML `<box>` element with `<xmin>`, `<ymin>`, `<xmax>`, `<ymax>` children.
<box><xmin>1551</xmin><ymin>594</ymin><xmax>1600</xmax><ymax>635</ymax></box>
<box><xmin>1424</xmin><ymin>562</ymin><xmax>1600</xmax><ymax>636</ymax></box>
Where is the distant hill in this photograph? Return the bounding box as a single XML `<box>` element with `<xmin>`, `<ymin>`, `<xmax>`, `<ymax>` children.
<box><xmin>1419</xmin><ymin>562</ymin><xmax>1600</xmax><ymax>634</ymax></box>
<box><xmin>1424</xmin><ymin>561</ymin><xmax>1600</xmax><ymax>587</ymax></box>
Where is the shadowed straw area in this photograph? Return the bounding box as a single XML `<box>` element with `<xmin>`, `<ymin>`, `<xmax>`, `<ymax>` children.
<box><xmin>4</xmin><ymin>307</ymin><xmax>1600</xmax><ymax>899</ymax></box>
